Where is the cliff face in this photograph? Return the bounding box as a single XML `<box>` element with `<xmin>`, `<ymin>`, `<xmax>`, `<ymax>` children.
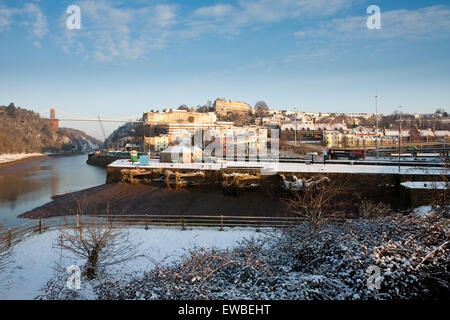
<box><xmin>0</xmin><ymin>103</ymin><xmax>102</xmax><ymax>154</ymax></box>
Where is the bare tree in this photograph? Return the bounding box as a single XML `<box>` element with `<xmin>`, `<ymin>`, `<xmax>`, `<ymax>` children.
<box><xmin>283</xmin><ymin>177</ymin><xmax>346</xmax><ymax>236</ymax></box>
<box><xmin>60</xmin><ymin>192</ymin><xmax>89</xmax><ymax>217</ymax></box>
<box><xmin>254</xmin><ymin>101</ymin><xmax>269</xmax><ymax>122</ymax></box>
<box><xmin>54</xmin><ymin>222</ymin><xmax>138</xmax><ymax>280</ymax></box>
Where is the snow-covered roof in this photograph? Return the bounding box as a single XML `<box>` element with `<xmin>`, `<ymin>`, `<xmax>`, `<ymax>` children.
<box><xmin>401</xmin><ymin>181</ymin><xmax>448</xmax><ymax>190</ymax></box>
<box><xmin>384</xmin><ymin>130</ymin><xmax>410</xmax><ymax>137</ymax></box>
<box><xmin>419</xmin><ymin>129</ymin><xmax>435</xmax><ymax>137</ymax></box>
<box><xmin>435</xmin><ymin>130</ymin><xmax>450</xmax><ymax>137</ymax></box>
<box><xmin>385</xmin><ymin>129</ymin><xmax>450</xmax><ymax>138</ymax></box>
<box><xmin>281</xmin><ymin>123</ymin><xmax>347</xmax><ymax>131</ymax></box>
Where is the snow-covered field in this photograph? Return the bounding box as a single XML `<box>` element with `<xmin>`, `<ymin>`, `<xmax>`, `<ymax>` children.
<box><xmin>0</xmin><ymin>153</ymin><xmax>44</xmax><ymax>164</ymax></box>
<box><xmin>0</xmin><ymin>226</ymin><xmax>261</xmax><ymax>300</ymax></box>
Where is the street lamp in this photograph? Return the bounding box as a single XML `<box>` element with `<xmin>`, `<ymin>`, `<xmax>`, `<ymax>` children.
<box><xmin>396</xmin><ymin>106</ymin><xmax>403</xmax><ymax>173</ymax></box>
<box><xmin>294</xmin><ymin>107</ymin><xmax>297</xmax><ymax>145</ymax></box>
<box><xmin>374</xmin><ymin>95</ymin><xmax>379</xmax><ymax>159</ymax></box>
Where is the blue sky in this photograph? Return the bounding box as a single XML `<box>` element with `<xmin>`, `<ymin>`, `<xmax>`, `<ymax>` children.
<box><xmin>0</xmin><ymin>0</ymin><xmax>449</xmax><ymax>139</ymax></box>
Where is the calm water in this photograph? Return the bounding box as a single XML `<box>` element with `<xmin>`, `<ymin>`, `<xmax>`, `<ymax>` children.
<box><xmin>0</xmin><ymin>155</ymin><xmax>106</xmax><ymax>228</ymax></box>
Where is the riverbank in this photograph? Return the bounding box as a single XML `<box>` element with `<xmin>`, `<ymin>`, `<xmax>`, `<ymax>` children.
<box><xmin>1</xmin><ymin>154</ymin><xmax>107</xmax><ymax>228</ymax></box>
<box><xmin>19</xmin><ymin>182</ymin><xmax>289</xmax><ymax>219</ymax></box>
<box><xmin>0</xmin><ymin>153</ymin><xmax>46</xmax><ymax>165</ymax></box>
<box><xmin>0</xmin><ymin>154</ymin><xmax>49</xmax><ymax>176</ymax></box>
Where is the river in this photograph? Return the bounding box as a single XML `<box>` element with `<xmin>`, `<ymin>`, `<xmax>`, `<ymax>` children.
<box><xmin>0</xmin><ymin>155</ymin><xmax>106</xmax><ymax>228</ymax></box>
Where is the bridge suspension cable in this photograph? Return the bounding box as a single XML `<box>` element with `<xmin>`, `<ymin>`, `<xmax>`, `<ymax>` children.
<box><xmin>53</xmin><ymin>108</ymin><xmax>89</xmax><ymax>120</ymax></box>
<box><xmin>41</xmin><ymin>107</ymin><xmax>143</xmax><ymax>123</ymax></box>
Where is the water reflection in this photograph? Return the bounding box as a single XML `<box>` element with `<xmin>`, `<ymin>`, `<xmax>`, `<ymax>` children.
<box><xmin>0</xmin><ymin>155</ymin><xmax>106</xmax><ymax>228</ymax></box>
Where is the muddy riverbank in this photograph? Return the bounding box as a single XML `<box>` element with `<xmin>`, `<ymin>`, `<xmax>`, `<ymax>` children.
<box><xmin>19</xmin><ymin>183</ymin><xmax>290</xmax><ymax>219</ymax></box>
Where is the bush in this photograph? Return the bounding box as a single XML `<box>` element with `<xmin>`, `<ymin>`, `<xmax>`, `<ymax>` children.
<box><xmin>40</xmin><ymin>213</ymin><xmax>449</xmax><ymax>300</ymax></box>
<box><xmin>358</xmin><ymin>200</ymin><xmax>393</xmax><ymax>219</ymax></box>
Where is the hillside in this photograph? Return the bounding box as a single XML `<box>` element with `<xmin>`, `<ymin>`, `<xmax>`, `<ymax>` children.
<box><xmin>0</xmin><ymin>103</ymin><xmax>102</xmax><ymax>154</ymax></box>
<box><xmin>105</xmin><ymin>121</ymin><xmax>143</xmax><ymax>149</ymax></box>
<box><xmin>58</xmin><ymin>127</ymin><xmax>103</xmax><ymax>151</ymax></box>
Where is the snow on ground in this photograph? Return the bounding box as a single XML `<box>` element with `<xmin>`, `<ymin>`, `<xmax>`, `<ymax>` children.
<box><xmin>401</xmin><ymin>181</ymin><xmax>448</xmax><ymax>189</ymax></box>
<box><xmin>0</xmin><ymin>226</ymin><xmax>261</xmax><ymax>300</ymax></box>
<box><xmin>413</xmin><ymin>205</ymin><xmax>449</xmax><ymax>216</ymax></box>
<box><xmin>0</xmin><ymin>153</ymin><xmax>44</xmax><ymax>164</ymax></box>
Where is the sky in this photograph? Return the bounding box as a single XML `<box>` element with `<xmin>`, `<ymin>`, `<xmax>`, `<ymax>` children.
<box><xmin>0</xmin><ymin>0</ymin><xmax>449</xmax><ymax>139</ymax></box>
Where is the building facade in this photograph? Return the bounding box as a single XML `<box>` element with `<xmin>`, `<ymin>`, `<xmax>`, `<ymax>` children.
<box><xmin>143</xmin><ymin>109</ymin><xmax>217</xmax><ymax>125</ymax></box>
<box><xmin>160</xmin><ymin>146</ymin><xmax>203</xmax><ymax>163</ymax></box>
<box><xmin>144</xmin><ymin>135</ymin><xmax>171</xmax><ymax>152</ymax></box>
<box><xmin>213</xmin><ymin>99</ymin><xmax>253</xmax><ymax>116</ymax></box>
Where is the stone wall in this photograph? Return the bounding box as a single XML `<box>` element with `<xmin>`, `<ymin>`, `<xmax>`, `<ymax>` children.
<box><xmin>106</xmin><ymin>165</ymin><xmax>444</xmax><ymax>210</ymax></box>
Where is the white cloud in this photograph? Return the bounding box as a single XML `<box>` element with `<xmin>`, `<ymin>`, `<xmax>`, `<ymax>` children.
<box><xmin>0</xmin><ymin>2</ymin><xmax>48</xmax><ymax>46</ymax></box>
<box><xmin>155</xmin><ymin>4</ymin><xmax>177</xmax><ymax>27</ymax></box>
<box><xmin>21</xmin><ymin>3</ymin><xmax>48</xmax><ymax>40</ymax></box>
<box><xmin>181</xmin><ymin>0</ymin><xmax>356</xmax><ymax>39</ymax></box>
<box><xmin>0</xmin><ymin>0</ymin><xmax>359</xmax><ymax>62</ymax></box>
<box><xmin>62</xmin><ymin>0</ymin><xmax>178</xmax><ymax>62</ymax></box>
<box><xmin>294</xmin><ymin>5</ymin><xmax>450</xmax><ymax>41</ymax></box>
<box><xmin>236</xmin><ymin>0</ymin><xmax>351</xmax><ymax>23</ymax></box>
<box><xmin>0</xmin><ymin>6</ymin><xmax>13</xmax><ymax>31</ymax></box>
<box><xmin>193</xmin><ymin>4</ymin><xmax>235</xmax><ymax>18</ymax></box>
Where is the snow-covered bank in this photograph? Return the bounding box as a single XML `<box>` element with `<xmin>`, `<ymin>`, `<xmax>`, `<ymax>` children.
<box><xmin>3</xmin><ymin>214</ymin><xmax>448</xmax><ymax>300</ymax></box>
<box><xmin>0</xmin><ymin>227</ymin><xmax>261</xmax><ymax>300</ymax></box>
<box><xmin>0</xmin><ymin>153</ymin><xmax>45</xmax><ymax>165</ymax></box>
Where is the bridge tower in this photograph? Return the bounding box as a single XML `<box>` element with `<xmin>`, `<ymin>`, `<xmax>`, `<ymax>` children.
<box><xmin>50</xmin><ymin>107</ymin><xmax>59</xmax><ymax>131</ymax></box>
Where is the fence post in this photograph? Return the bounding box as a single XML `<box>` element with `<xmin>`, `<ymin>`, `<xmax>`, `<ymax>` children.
<box><xmin>256</xmin><ymin>217</ymin><xmax>260</xmax><ymax>232</ymax></box>
<box><xmin>181</xmin><ymin>216</ymin><xmax>186</xmax><ymax>230</ymax></box>
<box><xmin>7</xmin><ymin>229</ymin><xmax>12</xmax><ymax>248</ymax></box>
<box><xmin>76</xmin><ymin>214</ymin><xmax>80</xmax><ymax>228</ymax></box>
<box><xmin>39</xmin><ymin>218</ymin><xmax>42</xmax><ymax>234</ymax></box>
<box><xmin>220</xmin><ymin>215</ymin><xmax>224</xmax><ymax>231</ymax></box>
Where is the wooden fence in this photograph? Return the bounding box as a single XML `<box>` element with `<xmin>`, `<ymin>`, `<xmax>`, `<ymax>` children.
<box><xmin>0</xmin><ymin>214</ymin><xmax>307</xmax><ymax>249</ymax></box>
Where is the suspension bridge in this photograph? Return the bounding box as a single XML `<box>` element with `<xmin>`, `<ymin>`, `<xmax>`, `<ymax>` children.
<box><xmin>36</xmin><ymin>107</ymin><xmax>143</xmax><ymax>140</ymax></box>
<box><xmin>38</xmin><ymin>107</ymin><xmax>143</xmax><ymax>125</ymax></box>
